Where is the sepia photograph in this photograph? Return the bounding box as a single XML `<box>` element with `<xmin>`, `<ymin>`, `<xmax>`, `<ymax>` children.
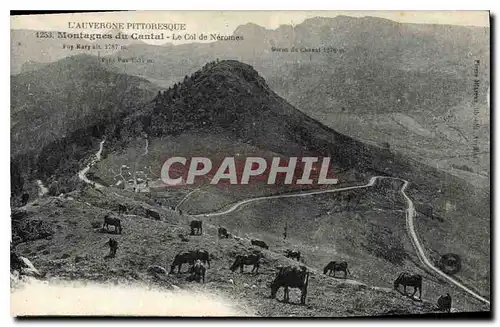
<box><xmin>9</xmin><ymin>9</ymin><xmax>491</xmax><ymax>318</ymax></box>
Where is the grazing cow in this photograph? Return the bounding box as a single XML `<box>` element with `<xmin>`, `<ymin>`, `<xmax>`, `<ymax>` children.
<box><xmin>187</xmin><ymin>260</ymin><xmax>206</xmax><ymax>283</ymax></box>
<box><xmin>230</xmin><ymin>253</ymin><xmax>263</xmax><ymax>273</ymax></box>
<box><xmin>323</xmin><ymin>261</ymin><xmax>351</xmax><ymax>278</ymax></box>
<box><xmin>170</xmin><ymin>252</ymin><xmax>193</xmax><ymax>273</ymax></box>
<box><xmin>270</xmin><ymin>266</ymin><xmax>310</xmax><ymax>305</ymax></box>
<box><xmin>146</xmin><ymin>209</ymin><xmax>161</xmax><ymax>220</ymax></box>
<box><xmin>193</xmin><ymin>250</ymin><xmax>210</xmax><ymax>268</ymax></box>
<box><xmin>20</xmin><ymin>193</ymin><xmax>29</xmax><ymax>206</ymax></box>
<box><xmin>218</xmin><ymin>226</ymin><xmax>229</xmax><ymax>239</ymax></box>
<box><xmin>251</xmin><ymin>239</ymin><xmax>269</xmax><ymax>249</ymax></box>
<box><xmin>285</xmin><ymin>250</ymin><xmax>301</xmax><ymax>261</ymax></box>
<box><xmin>394</xmin><ymin>272</ymin><xmax>423</xmax><ymax>300</ymax></box>
<box><xmin>170</xmin><ymin>250</ymin><xmax>211</xmax><ymax>274</ymax></box>
<box><xmin>105</xmin><ymin>238</ymin><xmax>118</xmax><ymax>258</ymax></box>
<box><xmin>437</xmin><ymin>293</ymin><xmax>452</xmax><ymax>312</ymax></box>
<box><xmin>103</xmin><ymin>214</ymin><xmax>123</xmax><ymax>234</ymax></box>
<box><xmin>117</xmin><ymin>204</ymin><xmax>127</xmax><ymax>215</ymax></box>
<box><xmin>190</xmin><ymin>220</ymin><xmax>203</xmax><ymax>235</ymax></box>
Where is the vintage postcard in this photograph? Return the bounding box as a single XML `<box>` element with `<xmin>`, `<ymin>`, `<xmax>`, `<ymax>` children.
<box><xmin>10</xmin><ymin>10</ymin><xmax>490</xmax><ymax>317</ymax></box>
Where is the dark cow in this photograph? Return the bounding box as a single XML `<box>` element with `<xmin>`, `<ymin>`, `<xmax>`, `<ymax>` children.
<box><xmin>146</xmin><ymin>209</ymin><xmax>161</xmax><ymax>220</ymax></box>
<box><xmin>218</xmin><ymin>226</ymin><xmax>229</xmax><ymax>239</ymax></box>
<box><xmin>105</xmin><ymin>238</ymin><xmax>118</xmax><ymax>258</ymax></box>
<box><xmin>437</xmin><ymin>293</ymin><xmax>452</xmax><ymax>312</ymax></box>
<box><xmin>230</xmin><ymin>253</ymin><xmax>263</xmax><ymax>273</ymax></box>
<box><xmin>394</xmin><ymin>272</ymin><xmax>423</xmax><ymax>300</ymax></box>
<box><xmin>251</xmin><ymin>239</ymin><xmax>268</xmax><ymax>249</ymax></box>
<box><xmin>187</xmin><ymin>260</ymin><xmax>206</xmax><ymax>283</ymax></box>
<box><xmin>285</xmin><ymin>250</ymin><xmax>301</xmax><ymax>261</ymax></box>
<box><xmin>190</xmin><ymin>220</ymin><xmax>203</xmax><ymax>235</ymax></box>
<box><xmin>270</xmin><ymin>266</ymin><xmax>310</xmax><ymax>305</ymax></box>
<box><xmin>103</xmin><ymin>214</ymin><xmax>123</xmax><ymax>234</ymax></box>
<box><xmin>117</xmin><ymin>204</ymin><xmax>127</xmax><ymax>215</ymax></box>
<box><xmin>170</xmin><ymin>250</ymin><xmax>210</xmax><ymax>274</ymax></box>
<box><xmin>323</xmin><ymin>261</ymin><xmax>351</xmax><ymax>278</ymax></box>
<box><xmin>194</xmin><ymin>250</ymin><xmax>211</xmax><ymax>268</ymax></box>
<box><xmin>20</xmin><ymin>193</ymin><xmax>29</xmax><ymax>206</ymax></box>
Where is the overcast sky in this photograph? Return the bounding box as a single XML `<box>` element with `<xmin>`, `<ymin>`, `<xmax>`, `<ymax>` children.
<box><xmin>11</xmin><ymin>11</ymin><xmax>490</xmax><ymax>45</ymax></box>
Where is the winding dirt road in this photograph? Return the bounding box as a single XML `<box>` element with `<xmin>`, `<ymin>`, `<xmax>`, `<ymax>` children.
<box><xmin>396</xmin><ymin>177</ymin><xmax>490</xmax><ymax>305</ymax></box>
<box><xmin>175</xmin><ymin>186</ymin><xmax>212</xmax><ymax>211</ymax></box>
<box><xmin>78</xmin><ymin>138</ymin><xmax>489</xmax><ymax>306</ymax></box>
<box><xmin>190</xmin><ymin>177</ymin><xmax>378</xmax><ymax>218</ymax></box>
<box><xmin>189</xmin><ymin>176</ymin><xmax>490</xmax><ymax>306</ymax></box>
<box><xmin>77</xmin><ymin>139</ymin><xmax>106</xmax><ymax>189</ymax></box>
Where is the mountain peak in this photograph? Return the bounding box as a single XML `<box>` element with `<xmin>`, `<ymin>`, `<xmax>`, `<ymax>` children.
<box><xmin>233</xmin><ymin>22</ymin><xmax>268</xmax><ymax>36</ymax></box>
<box><xmin>172</xmin><ymin>59</ymin><xmax>271</xmax><ymax>97</ymax></box>
<box><xmin>204</xmin><ymin>60</ymin><xmax>266</xmax><ymax>84</ymax></box>
<box><xmin>300</xmin><ymin>15</ymin><xmax>399</xmax><ymax>28</ymax></box>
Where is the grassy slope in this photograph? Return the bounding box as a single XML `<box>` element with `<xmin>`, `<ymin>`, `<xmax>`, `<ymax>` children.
<box><xmin>90</xmin><ymin>129</ymin><xmax>490</xmax><ymax>311</ymax></box>
<box><xmin>93</xmin><ymin>131</ymin><xmax>491</xmax><ymax>297</ymax></box>
<box><xmin>94</xmin><ymin>132</ymin><xmax>354</xmax><ymax>212</ymax></box>
<box><xmin>200</xmin><ymin>178</ymin><xmax>488</xmax><ymax>312</ymax></box>
<box><xmin>15</xmin><ymin>188</ymin><xmax>457</xmax><ymax>317</ymax></box>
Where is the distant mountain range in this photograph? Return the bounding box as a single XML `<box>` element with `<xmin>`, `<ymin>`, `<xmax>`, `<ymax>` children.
<box><xmin>11</xmin><ymin>16</ymin><xmax>489</xmax><ymax>178</ymax></box>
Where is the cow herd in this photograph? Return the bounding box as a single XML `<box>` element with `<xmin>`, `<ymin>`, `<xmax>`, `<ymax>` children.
<box><xmin>97</xmin><ymin>203</ymin><xmax>453</xmax><ymax>311</ymax></box>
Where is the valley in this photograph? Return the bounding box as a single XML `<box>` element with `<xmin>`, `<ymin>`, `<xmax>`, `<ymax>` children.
<box><xmin>10</xmin><ymin>18</ymin><xmax>490</xmax><ymax>316</ymax></box>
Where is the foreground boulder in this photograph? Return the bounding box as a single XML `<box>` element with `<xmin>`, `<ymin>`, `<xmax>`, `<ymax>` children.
<box><xmin>147</xmin><ymin>265</ymin><xmax>168</xmax><ymax>275</ymax></box>
<box><xmin>11</xmin><ymin>252</ymin><xmax>44</xmax><ymax>278</ymax></box>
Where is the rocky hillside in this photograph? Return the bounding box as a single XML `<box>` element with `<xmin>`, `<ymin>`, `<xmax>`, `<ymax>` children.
<box><xmin>12</xmin><ymin>188</ymin><xmax>471</xmax><ymax>317</ymax></box>
<box><xmin>10</xmin><ymin>54</ymin><xmax>159</xmax><ymax>200</ymax></box>
<box><xmin>11</xmin><ymin>54</ymin><xmax>157</xmax><ymax>156</ymax></box>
